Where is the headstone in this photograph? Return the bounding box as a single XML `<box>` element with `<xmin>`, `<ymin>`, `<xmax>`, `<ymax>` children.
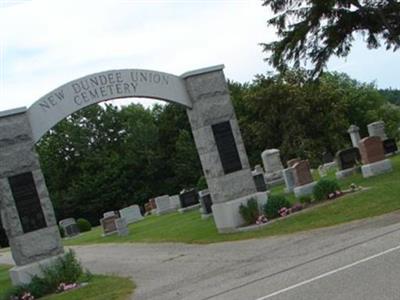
<box><xmin>322</xmin><ymin>151</ymin><xmax>334</xmax><ymax>164</ymax></box>
<box><xmin>358</xmin><ymin>136</ymin><xmax>385</xmax><ymax>164</ymax></box>
<box><xmin>367</xmin><ymin>121</ymin><xmax>387</xmax><ymax>140</ymax></box>
<box><xmin>179</xmin><ymin>189</ymin><xmax>199</xmax><ymax>208</ymax></box>
<box><xmin>155</xmin><ymin>195</ymin><xmax>175</xmax><ymax>215</ymax></box>
<box><xmin>383</xmin><ymin>138</ymin><xmax>398</xmax><ymax>155</ymax></box>
<box><xmin>282</xmin><ymin>168</ymin><xmax>295</xmax><ymax>193</ymax></box>
<box><xmin>358</xmin><ymin>137</ymin><xmax>393</xmax><ymax>178</ymax></box>
<box><xmin>287</xmin><ymin>158</ymin><xmax>301</xmax><ymax>168</ymax></box>
<box><xmin>119</xmin><ymin>205</ymin><xmax>143</xmax><ymax>224</ymax></box>
<box><xmin>103</xmin><ymin>211</ymin><xmax>117</xmax><ymax>218</ymax></box>
<box><xmin>59</xmin><ymin>218</ymin><xmax>80</xmax><ymax>237</ymax></box>
<box><xmin>115</xmin><ymin>218</ymin><xmax>129</xmax><ymax>236</ymax></box>
<box><xmin>169</xmin><ymin>195</ymin><xmax>181</xmax><ymax>209</ymax></box>
<box><xmin>144</xmin><ymin>202</ymin><xmax>152</xmax><ymax>213</ymax></box>
<box><xmin>261</xmin><ymin>149</ymin><xmax>284</xmax><ymax>175</ymax></box>
<box><xmin>149</xmin><ymin>198</ymin><xmax>157</xmax><ymax>210</ymax></box>
<box><xmin>292</xmin><ymin>160</ymin><xmax>313</xmax><ymax>187</ymax></box>
<box><xmin>292</xmin><ymin>160</ymin><xmax>316</xmax><ymax>198</ymax></box>
<box><xmin>100</xmin><ymin>215</ymin><xmax>118</xmax><ymax>236</ymax></box>
<box><xmin>336</xmin><ymin>148</ymin><xmax>361</xmax><ymax>170</ymax></box>
<box><xmin>254</xmin><ymin>164</ymin><xmax>264</xmax><ymax>173</ymax></box>
<box><xmin>252</xmin><ymin>172</ymin><xmax>267</xmax><ymax>192</ymax></box>
<box><xmin>199</xmin><ymin>189</ymin><xmax>213</xmax><ymax>215</ymax></box>
<box><xmin>348</xmin><ymin>125</ymin><xmax>361</xmax><ymax>148</ymax></box>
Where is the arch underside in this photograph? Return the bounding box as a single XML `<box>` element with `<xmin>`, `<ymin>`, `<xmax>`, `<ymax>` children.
<box><xmin>27</xmin><ymin>69</ymin><xmax>192</xmax><ymax>143</ymax></box>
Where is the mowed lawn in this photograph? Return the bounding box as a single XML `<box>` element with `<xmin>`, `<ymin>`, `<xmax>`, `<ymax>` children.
<box><xmin>63</xmin><ymin>155</ymin><xmax>400</xmax><ymax>246</ymax></box>
<box><xmin>0</xmin><ymin>265</ymin><xmax>135</xmax><ymax>300</ymax></box>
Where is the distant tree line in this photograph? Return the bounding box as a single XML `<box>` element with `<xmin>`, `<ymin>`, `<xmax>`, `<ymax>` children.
<box><xmin>36</xmin><ymin>71</ymin><xmax>400</xmax><ymax>224</ymax></box>
<box><xmin>379</xmin><ymin>88</ymin><xmax>400</xmax><ymax>106</ymax></box>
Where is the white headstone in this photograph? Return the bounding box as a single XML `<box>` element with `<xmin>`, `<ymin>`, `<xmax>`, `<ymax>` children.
<box><xmin>282</xmin><ymin>168</ymin><xmax>295</xmax><ymax>193</ymax></box>
<box><xmin>261</xmin><ymin>149</ymin><xmax>284</xmax><ymax>183</ymax></box>
<box><xmin>119</xmin><ymin>205</ymin><xmax>143</xmax><ymax>224</ymax></box>
<box><xmin>103</xmin><ymin>211</ymin><xmax>117</xmax><ymax>218</ymax></box>
<box><xmin>155</xmin><ymin>195</ymin><xmax>175</xmax><ymax>215</ymax></box>
<box><xmin>115</xmin><ymin>218</ymin><xmax>129</xmax><ymax>236</ymax></box>
<box><xmin>169</xmin><ymin>195</ymin><xmax>181</xmax><ymax>209</ymax></box>
<box><xmin>367</xmin><ymin>121</ymin><xmax>387</xmax><ymax>140</ymax></box>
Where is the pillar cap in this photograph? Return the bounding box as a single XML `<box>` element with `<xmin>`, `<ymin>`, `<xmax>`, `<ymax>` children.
<box><xmin>180</xmin><ymin>65</ymin><xmax>225</xmax><ymax>79</ymax></box>
<box><xmin>347</xmin><ymin>124</ymin><xmax>360</xmax><ymax>133</ymax></box>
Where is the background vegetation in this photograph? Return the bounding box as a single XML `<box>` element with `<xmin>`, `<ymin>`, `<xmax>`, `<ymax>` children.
<box><xmin>32</xmin><ymin>70</ymin><xmax>400</xmax><ymax>226</ymax></box>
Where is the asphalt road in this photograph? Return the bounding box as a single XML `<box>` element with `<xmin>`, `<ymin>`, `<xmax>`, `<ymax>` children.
<box><xmin>1</xmin><ymin>212</ymin><xmax>400</xmax><ymax>300</ymax></box>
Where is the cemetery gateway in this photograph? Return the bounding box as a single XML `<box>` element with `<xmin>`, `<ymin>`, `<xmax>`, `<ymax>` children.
<box><xmin>0</xmin><ymin>65</ymin><xmax>266</xmax><ymax>285</ymax></box>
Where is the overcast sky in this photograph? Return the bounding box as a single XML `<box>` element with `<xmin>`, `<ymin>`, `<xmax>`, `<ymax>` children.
<box><xmin>0</xmin><ymin>0</ymin><xmax>399</xmax><ymax>112</ymax></box>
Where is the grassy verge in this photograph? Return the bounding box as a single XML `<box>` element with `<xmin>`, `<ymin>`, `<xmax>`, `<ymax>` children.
<box><xmin>0</xmin><ymin>265</ymin><xmax>135</xmax><ymax>300</ymax></box>
<box><xmin>61</xmin><ymin>155</ymin><xmax>400</xmax><ymax>245</ymax></box>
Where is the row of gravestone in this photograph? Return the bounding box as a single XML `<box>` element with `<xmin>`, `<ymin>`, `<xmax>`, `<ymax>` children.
<box><xmin>144</xmin><ymin>189</ymin><xmax>213</xmax><ymax>219</ymax></box>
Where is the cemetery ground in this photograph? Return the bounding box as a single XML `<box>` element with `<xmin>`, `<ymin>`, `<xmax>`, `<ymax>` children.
<box><xmin>0</xmin><ymin>264</ymin><xmax>135</xmax><ymax>300</ymax></box>
<box><xmin>64</xmin><ymin>154</ymin><xmax>400</xmax><ymax>246</ymax></box>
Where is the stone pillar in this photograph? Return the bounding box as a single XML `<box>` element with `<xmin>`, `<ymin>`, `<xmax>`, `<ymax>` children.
<box><xmin>0</xmin><ymin>108</ymin><xmax>64</xmax><ymax>285</ymax></box>
<box><xmin>183</xmin><ymin>66</ymin><xmax>266</xmax><ymax>232</ymax></box>
<box><xmin>367</xmin><ymin>121</ymin><xmax>387</xmax><ymax>140</ymax></box>
<box><xmin>347</xmin><ymin>125</ymin><xmax>361</xmax><ymax>148</ymax></box>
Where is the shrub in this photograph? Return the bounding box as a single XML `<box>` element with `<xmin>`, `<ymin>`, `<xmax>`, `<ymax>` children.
<box><xmin>3</xmin><ymin>250</ymin><xmax>87</xmax><ymax>300</ymax></box>
<box><xmin>76</xmin><ymin>218</ymin><xmax>92</xmax><ymax>232</ymax></box>
<box><xmin>299</xmin><ymin>195</ymin><xmax>312</xmax><ymax>205</ymax></box>
<box><xmin>313</xmin><ymin>178</ymin><xmax>341</xmax><ymax>201</ymax></box>
<box><xmin>197</xmin><ymin>176</ymin><xmax>208</xmax><ymax>191</ymax></box>
<box><xmin>239</xmin><ymin>198</ymin><xmax>260</xmax><ymax>225</ymax></box>
<box><xmin>263</xmin><ymin>195</ymin><xmax>291</xmax><ymax>219</ymax></box>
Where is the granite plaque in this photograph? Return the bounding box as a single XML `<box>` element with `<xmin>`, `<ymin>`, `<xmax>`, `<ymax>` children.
<box><xmin>383</xmin><ymin>139</ymin><xmax>398</xmax><ymax>155</ymax></box>
<box><xmin>8</xmin><ymin>172</ymin><xmax>47</xmax><ymax>233</ymax></box>
<box><xmin>253</xmin><ymin>173</ymin><xmax>267</xmax><ymax>192</ymax></box>
<box><xmin>212</xmin><ymin>121</ymin><xmax>242</xmax><ymax>174</ymax></box>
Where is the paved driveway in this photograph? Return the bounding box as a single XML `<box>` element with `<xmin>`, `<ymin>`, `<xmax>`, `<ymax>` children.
<box><xmin>2</xmin><ymin>212</ymin><xmax>400</xmax><ymax>300</ymax></box>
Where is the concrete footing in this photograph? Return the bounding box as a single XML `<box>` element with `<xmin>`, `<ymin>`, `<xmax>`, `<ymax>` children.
<box><xmin>212</xmin><ymin>192</ymin><xmax>267</xmax><ymax>233</ymax></box>
<box><xmin>361</xmin><ymin>159</ymin><xmax>393</xmax><ymax>178</ymax></box>
<box><xmin>178</xmin><ymin>204</ymin><xmax>201</xmax><ymax>213</ymax></box>
<box><xmin>336</xmin><ymin>167</ymin><xmax>360</xmax><ymax>179</ymax></box>
<box><xmin>10</xmin><ymin>255</ymin><xmax>64</xmax><ymax>286</ymax></box>
<box><xmin>294</xmin><ymin>182</ymin><xmax>317</xmax><ymax>198</ymax></box>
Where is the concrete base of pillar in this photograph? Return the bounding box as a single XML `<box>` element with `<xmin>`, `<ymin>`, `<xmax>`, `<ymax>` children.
<box><xmin>361</xmin><ymin>159</ymin><xmax>393</xmax><ymax>178</ymax></box>
<box><xmin>9</xmin><ymin>255</ymin><xmax>64</xmax><ymax>286</ymax></box>
<box><xmin>335</xmin><ymin>167</ymin><xmax>360</xmax><ymax>180</ymax></box>
<box><xmin>212</xmin><ymin>192</ymin><xmax>267</xmax><ymax>233</ymax></box>
<box><xmin>294</xmin><ymin>182</ymin><xmax>317</xmax><ymax>198</ymax></box>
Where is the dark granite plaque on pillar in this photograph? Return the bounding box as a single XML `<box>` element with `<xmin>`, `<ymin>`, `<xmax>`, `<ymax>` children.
<box><xmin>212</xmin><ymin>121</ymin><xmax>242</xmax><ymax>174</ymax></box>
<box><xmin>8</xmin><ymin>172</ymin><xmax>47</xmax><ymax>233</ymax></box>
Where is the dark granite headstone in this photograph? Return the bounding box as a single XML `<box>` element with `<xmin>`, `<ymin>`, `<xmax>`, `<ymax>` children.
<box><xmin>212</xmin><ymin>121</ymin><xmax>242</xmax><ymax>174</ymax></box>
<box><xmin>8</xmin><ymin>172</ymin><xmax>47</xmax><ymax>233</ymax></box>
<box><xmin>0</xmin><ymin>215</ymin><xmax>9</xmax><ymax>247</ymax></box>
<box><xmin>359</xmin><ymin>137</ymin><xmax>385</xmax><ymax>164</ymax></box>
<box><xmin>383</xmin><ymin>139</ymin><xmax>398</xmax><ymax>155</ymax></box>
<box><xmin>179</xmin><ymin>189</ymin><xmax>199</xmax><ymax>208</ymax></box>
<box><xmin>253</xmin><ymin>173</ymin><xmax>267</xmax><ymax>192</ymax></box>
<box><xmin>322</xmin><ymin>152</ymin><xmax>334</xmax><ymax>164</ymax></box>
<box><xmin>199</xmin><ymin>191</ymin><xmax>213</xmax><ymax>214</ymax></box>
<box><xmin>336</xmin><ymin>148</ymin><xmax>361</xmax><ymax>170</ymax></box>
<box><xmin>64</xmin><ymin>224</ymin><xmax>80</xmax><ymax>237</ymax></box>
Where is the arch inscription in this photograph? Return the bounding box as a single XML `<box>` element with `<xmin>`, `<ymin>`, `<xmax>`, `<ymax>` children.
<box><xmin>27</xmin><ymin>69</ymin><xmax>192</xmax><ymax>142</ymax></box>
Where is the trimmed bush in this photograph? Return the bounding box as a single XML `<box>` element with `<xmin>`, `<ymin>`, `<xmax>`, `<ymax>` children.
<box><xmin>2</xmin><ymin>250</ymin><xmax>89</xmax><ymax>300</ymax></box>
<box><xmin>313</xmin><ymin>178</ymin><xmax>341</xmax><ymax>201</ymax></box>
<box><xmin>263</xmin><ymin>195</ymin><xmax>291</xmax><ymax>219</ymax></box>
<box><xmin>197</xmin><ymin>176</ymin><xmax>208</xmax><ymax>191</ymax></box>
<box><xmin>76</xmin><ymin>218</ymin><xmax>92</xmax><ymax>232</ymax></box>
<box><xmin>239</xmin><ymin>198</ymin><xmax>260</xmax><ymax>225</ymax></box>
<box><xmin>299</xmin><ymin>195</ymin><xmax>312</xmax><ymax>205</ymax></box>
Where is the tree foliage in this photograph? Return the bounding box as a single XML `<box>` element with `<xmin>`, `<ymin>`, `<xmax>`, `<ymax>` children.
<box><xmin>262</xmin><ymin>0</ymin><xmax>400</xmax><ymax>76</ymax></box>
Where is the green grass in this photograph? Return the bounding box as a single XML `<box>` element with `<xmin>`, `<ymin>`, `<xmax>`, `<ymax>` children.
<box><xmin>0</xmin><ymin>265</ymin><xmax>135</xmax><ymax>300</ymax></box>
<box><xmin>61</xmin><ymin>155</ymin><xmax>400</xmax><ymax>245</ymax></box>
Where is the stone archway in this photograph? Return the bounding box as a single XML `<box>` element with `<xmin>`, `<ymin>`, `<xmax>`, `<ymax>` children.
<box><xmin>0</xmin><ymin>65</ymin><xmax>266</xmax><ymax>285</ymax></box>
